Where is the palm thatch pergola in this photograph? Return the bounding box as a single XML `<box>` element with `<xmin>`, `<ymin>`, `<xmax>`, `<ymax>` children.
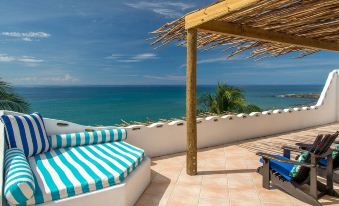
<box><xmin>150</xmin><ymin>0</ymin><xmax>339</xmax><ymax>175</ymax></box>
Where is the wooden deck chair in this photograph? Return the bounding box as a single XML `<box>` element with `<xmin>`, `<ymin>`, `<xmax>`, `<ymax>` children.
<box><xmin>257</xmin><ymin>133</ymin><xmax>338</xmax><ymax>206</ymax></box>
<box><xmin>296</xmin><ymin>132</ymin><xmax>339</xmax><ymax>183</ymax></box>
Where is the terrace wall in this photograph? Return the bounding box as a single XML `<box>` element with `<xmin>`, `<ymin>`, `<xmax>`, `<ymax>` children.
<box><xmin>123</xmin><ymin>70</ymin><xmax>338</xmax><ymax>157</ymax></box>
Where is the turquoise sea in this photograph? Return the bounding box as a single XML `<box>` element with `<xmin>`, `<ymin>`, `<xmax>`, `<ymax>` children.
<box><xmin>15</xmin><ymin>85</ymin><xmax>323</xmax><ymax>126</ymax></box>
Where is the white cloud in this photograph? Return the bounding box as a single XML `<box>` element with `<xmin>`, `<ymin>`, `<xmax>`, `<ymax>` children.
<box><xmin>17</xmin><ymin>56</ymin><xmax>44</xmax><ymax>63</ymax></box>
<box><xmin>125</xmin><ymin>1</ymin><xmax>194</xmax><ymax>18</ymax></box>
<box><xmin>133</xmin><ymin>53</ymin><xmax>157</xmax><ymax>60</ymax></box>
<box><xmin>144</xmin><ymin>74</ymin><xmax>185</xmax><ymax>81</ymax></box>
<box><xmin>0</xmin><ymin>54</ymin><xmax>15</xmax><ymax>62</ymax></box>
<box><xmin>109</xmin><ymin>54</ymin><xmax>123</xmax><ymax>60</ymax></box>
<box><xmin>108</xmin><ymin>53</ymin><xmax>157</xmax><ymax>63</ymax></box>
<box><xmin>0</xmin><ymin>54</ymin><xmax>44</xmax><ymax>64</ymax></box>
<box><xmin>15</xmin><ymin>74</ymin><xmax>78</xmax><ymax>84</ymax></box>
<box><xmin>1</xmin><ymin>32</ymin><xmax>51</xmax><ymax>41</ymax></box>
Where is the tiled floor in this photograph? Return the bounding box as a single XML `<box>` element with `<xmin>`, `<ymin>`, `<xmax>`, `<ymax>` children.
<box><xmin>136</xmin><ymin>123</ymin><xmax>339</xmax><ymax>206</ymax></box>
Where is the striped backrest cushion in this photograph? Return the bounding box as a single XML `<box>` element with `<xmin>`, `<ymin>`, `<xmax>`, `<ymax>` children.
<box><xmin>1</xmin><ymin>113</ymin><xmax>50</xmax><ymax>157</ymax></box>
<box><xmin>49</xmin><ymin>128</ymin><xmax>127</xmax><ymax>149</ymax></box>
<box><xmin>4</xmin><ymin>148</ymin><xmax>35</xmax><ymax>205</ymax></box>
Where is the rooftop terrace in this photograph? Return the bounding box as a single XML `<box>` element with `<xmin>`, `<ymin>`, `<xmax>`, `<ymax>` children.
<box><xmin>136</xmin><ymin>123</ymin><xmax>339</xmax><ymax>206</ymax></box>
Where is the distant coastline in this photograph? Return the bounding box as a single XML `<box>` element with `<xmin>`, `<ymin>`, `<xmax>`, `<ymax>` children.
<box><xmin>277</xmin><ymin>93</ymin><xmax>320</xmax><ymax>99</ymax></box>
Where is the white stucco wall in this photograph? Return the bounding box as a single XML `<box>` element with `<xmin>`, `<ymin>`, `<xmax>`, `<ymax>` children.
<box><xmin>2</xmin><ymin>70</ymin><xmax>339</xmax><ymax>158</ymax></box>
<box><xmin>125</xmin><ymin>70</ymin><xmax>339</xmax><ymax>157</ymax></box>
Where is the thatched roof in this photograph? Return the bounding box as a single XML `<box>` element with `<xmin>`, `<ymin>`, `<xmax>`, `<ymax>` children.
<box><xmin>150</xmin><ymin>0</ymin><xmax>339</xmax><ymax>60</ymax></box>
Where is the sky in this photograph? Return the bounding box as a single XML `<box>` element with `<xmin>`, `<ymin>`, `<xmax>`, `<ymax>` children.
<box><xmin>0</xmin><ymin>0</ymin><xmax>338</xmax><ymax>86</ymax></box>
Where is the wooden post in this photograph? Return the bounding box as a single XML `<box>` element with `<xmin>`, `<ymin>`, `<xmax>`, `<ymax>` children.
<box><xmin>186</xmin><ymin>28</ymin><xmax>197</xmax><ymax>175</ymax></box>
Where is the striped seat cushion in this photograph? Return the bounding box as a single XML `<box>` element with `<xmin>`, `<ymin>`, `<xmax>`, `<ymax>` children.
<box><xmin>49</xmin><ymin>128</ymin><xmax>127</xmax><ymax>149</ymax></box>
<box><xmin>1</xmin><ymin>113</ymin><xmax>50</xmax><ymax>157</ymax></box>
<box><xmin>23</xmin><ymin>141</ymin><xmax>144</xmax><ymax>205</ymax></box>
<box><xmin>4</xmin><ymin>148</ymin><xmax>35</xmax><ymax>205</ymax></box>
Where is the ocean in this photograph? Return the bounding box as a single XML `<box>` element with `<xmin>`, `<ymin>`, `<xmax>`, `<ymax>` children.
<box><xmin>14</xmin><ymin>85</ymin><xmax>323</xmax><ymax>126</ymax></box>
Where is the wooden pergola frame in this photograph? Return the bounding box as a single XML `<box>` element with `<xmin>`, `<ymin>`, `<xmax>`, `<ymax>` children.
<box><xmin>185</xmin><ymin>0</ymin><xmax>339</xmax><ymax>175</ymax></box>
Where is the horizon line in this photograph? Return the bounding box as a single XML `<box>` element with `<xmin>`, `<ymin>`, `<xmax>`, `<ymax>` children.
<box><xmin>13</xmin><ymin>83</ymin><xmax>324</xmax><ymax>87</ymax></box>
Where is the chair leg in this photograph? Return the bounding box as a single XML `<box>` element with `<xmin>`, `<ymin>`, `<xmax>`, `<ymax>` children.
<box><xmin>310</xmin><ymin>155</ymin><xmax>317</xmax><ymax>199</ymax></box>
<box><xmin>262</xmin><ymin>158</ymin><xmax>270</xmax><ymax>189</ymax></box>
<box><xmin>334</xmin><ymin>171</ymin><xmax>339</xmax><ymax>183</ymax></box>
<box><xmin>326</xmin><ymin>154</ymin><xmax>334</xmax><ymax>192</ymax></box>
<box><xmin>317</xmin><ymin>180</ymin><xmax>339</xmax><ymax>198</ymax></box>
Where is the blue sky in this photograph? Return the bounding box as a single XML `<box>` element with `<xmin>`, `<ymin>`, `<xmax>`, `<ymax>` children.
<box><xmin>0</xmin><ymin>0</ymin><xmax>338</xmax><ymax>86</ymax></box>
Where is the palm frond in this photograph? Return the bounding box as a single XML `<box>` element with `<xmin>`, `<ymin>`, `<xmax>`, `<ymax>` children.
<box><xmin>0</xmin><ymin>79</ymin><xmax>30</xmax><ymax>113</ymax></box>
<box><xmin>198</xmin><ymin>82</ymin><xmax>261</xmax><ymax>115</ymax></box>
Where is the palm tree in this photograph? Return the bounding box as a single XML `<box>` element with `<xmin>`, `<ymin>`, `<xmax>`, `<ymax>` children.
<box><xmin>198</xmin><ymin>82</ymin><xmax>261</xmax><ymax>114</ymax></box>
<box><xmin>0</xmin><ymin>79</ymin><xmax>30</xmax><ymax>113</ymax></box>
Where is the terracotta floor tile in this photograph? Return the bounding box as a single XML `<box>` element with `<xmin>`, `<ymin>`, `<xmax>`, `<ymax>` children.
<box><xmin>229</xmin><ymin>198</ymin><xmax>261</xmax><ymax>206</ymax></box>
<box><xmin>201</xmin><ymin>175</ymin><xmax>228</xmax><ymax>186</ymax></box>
<box><xmin>227</xmin><ymin>176</ymin><xmax>254</xmax><ymax>189</ymax></box>
<box><xmin>152</xmin><ymin>173</ymin><xmax>172</xmax><ymax>183</ymax></box>
<box><xmin>227</xmin><ymin>172</ymin><xmax>252</xmax><ymax>179</ymax></box>
<box><xmin>144</xmin><ymin>182</ymin><xmax>175</xmax><ymax>198</ymax></box>
<box><xmin>178</xmin><ymin>172</ymin><xmax>203</xmax><ymax>185</ymax></box>
<box><xmin>244</xmin><ymin>160</ymin><xmax>260</xmax><ymax>169</ymax></box>
<box><xmin>228</xmin><ymin>188</ymin><xmax>259</xmax><ymax>202</ymax></box>
<box><xmin>258</xmin><ymin>188</ymin><xmax>292</xmax><ymax>204</ymax></box>
<box><xmin>291</xmin><ymin>199</ymin><xmax>311</xmax><ymax>206</ymax></box>
<box><xmin>200</xmin><ymin>184</ymin><xmax>228</xmax><ymax>199</ymax></box>
<box><xmin>139</xmin><ymin>123</ymin><xmax>339</xmax><ymax>206</ymax></box>
<box><xmin>167</xmin><ymin>195</ymin><xmax>199</xmax><ymax>206</ymax></box>
<box><xmin>225</xmin><ymin>161</ymin><xmax>247</xmax><ymax>170</ymax></box>
<box><xmin>262</xmin><ymin>203</ymin><xmax>292</xmax><ymax>206</ymax></box>
<box><xmin>198</xmin><ymin>197</ymin><xmax>229</xmax><ymax>206</ymax></box>
<box><xmin>158</xmin><ymin>167</ymin><xmax>182</xmax><ymax>181</ymax></box>
<box><xmin>200</xmin><ymin>165</ymin><xmax>227</xmax><ymax>171</ymax></box>
<box><xmin>318</xmin><ymin>195</ymin><xmax>339</xmax><ymax>206</ymax></box>
<box><xmin>171</xmin><ymin>183</ymin><xmax>201</xmax><ymax>199</ymax></box>
<box><xmin>135</xmin><ymin>193</ymin><xmax>168</xmax><ymax>206</ymax></box>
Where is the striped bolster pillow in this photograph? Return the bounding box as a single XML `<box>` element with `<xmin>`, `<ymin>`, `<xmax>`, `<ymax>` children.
<box><xmin>1</xmin><ymin>112</ymin><xmax>50</xmax><ymax>157</ymax></box>
<box><xmin>49</xmin><ymin>128</ymin><xmax>127</xmax><ymax>149</ymax></box>
<box><xmin>4</xmin><ymin>148</ymin><xmax>35</xmax><ymax>205</ymax></box>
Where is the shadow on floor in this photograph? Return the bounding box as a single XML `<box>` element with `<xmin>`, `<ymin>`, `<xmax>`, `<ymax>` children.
<box><xmin>135</xmin><ymin>165</ymin><xmax>171</xmax><ymax>206</ymax></box>
<box><xmin>321</xmin><ymin>195</ymin><xmax>339</xmax><ymax>205</ymax></box>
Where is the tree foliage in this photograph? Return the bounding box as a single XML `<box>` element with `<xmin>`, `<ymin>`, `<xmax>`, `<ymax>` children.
<box><xmin>0</xmin><ymin>79</ymin><xmax>30</xmax><ymax>113</ymax></box>
<box><xmin>198</xmin><ymin>83</ymin><xmax>261</xmax><ymax>114</ymax></box>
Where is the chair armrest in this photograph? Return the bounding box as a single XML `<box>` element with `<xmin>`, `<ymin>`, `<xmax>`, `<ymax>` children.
<box><xmin>256</xmin><ymin>152</ymin><xmax>315</xmax><ymax>168</ymax></box>
<box><xmin>282</xmin><ymin>145</ymin><xmax>309</xmax><ymax>153</ymax></box>
<box><xmin>295</xmin><ymin>143</ymin><xmax>313</xmax><ymax>150</ymax></box>
<box><xmin>314</xmin><ymin>150</ymin><xmax>334</xmax><ymax>158</ymax></box>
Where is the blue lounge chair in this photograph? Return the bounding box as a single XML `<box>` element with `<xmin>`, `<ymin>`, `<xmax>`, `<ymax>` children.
<box><xmin>257</xmin><ymin>133</ymin><xmax>338</xmax><ymax>206</ymax></box>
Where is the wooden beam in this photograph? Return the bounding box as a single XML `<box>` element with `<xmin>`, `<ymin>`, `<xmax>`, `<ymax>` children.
<box><xmin>186</xmin><ymin>28</ymin><xmax>198</xmax><ymax>176</ymax></box>
<box><xmin>185</xmin><ymin>0</ymin><xmax>259</xmax><ymax>30</ymax></box>
<box><xmin>198</xmin><ymin>20</ymin><xmax>339</xmax><ymax>52</ymax></box>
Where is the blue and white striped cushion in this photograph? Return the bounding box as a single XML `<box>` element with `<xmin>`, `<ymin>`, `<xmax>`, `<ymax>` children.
<box><xmin>1</xmin><ymin>113</ymin><xmax>50</xmax><ymax>157</ymax></box>
<box><xmin>49</xmin><ymin>128</ymin><xmax>127</xmax><ymax>149</ymax></box>
<box><xmin>4</xmin><ymin>148</ymin><xmax>35</xmax><ymax>205</ymax></box>
<box><xmin>25</xmin><ymin>141</ymin><xmax>144</xmax><ymax>205</ymax></box>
